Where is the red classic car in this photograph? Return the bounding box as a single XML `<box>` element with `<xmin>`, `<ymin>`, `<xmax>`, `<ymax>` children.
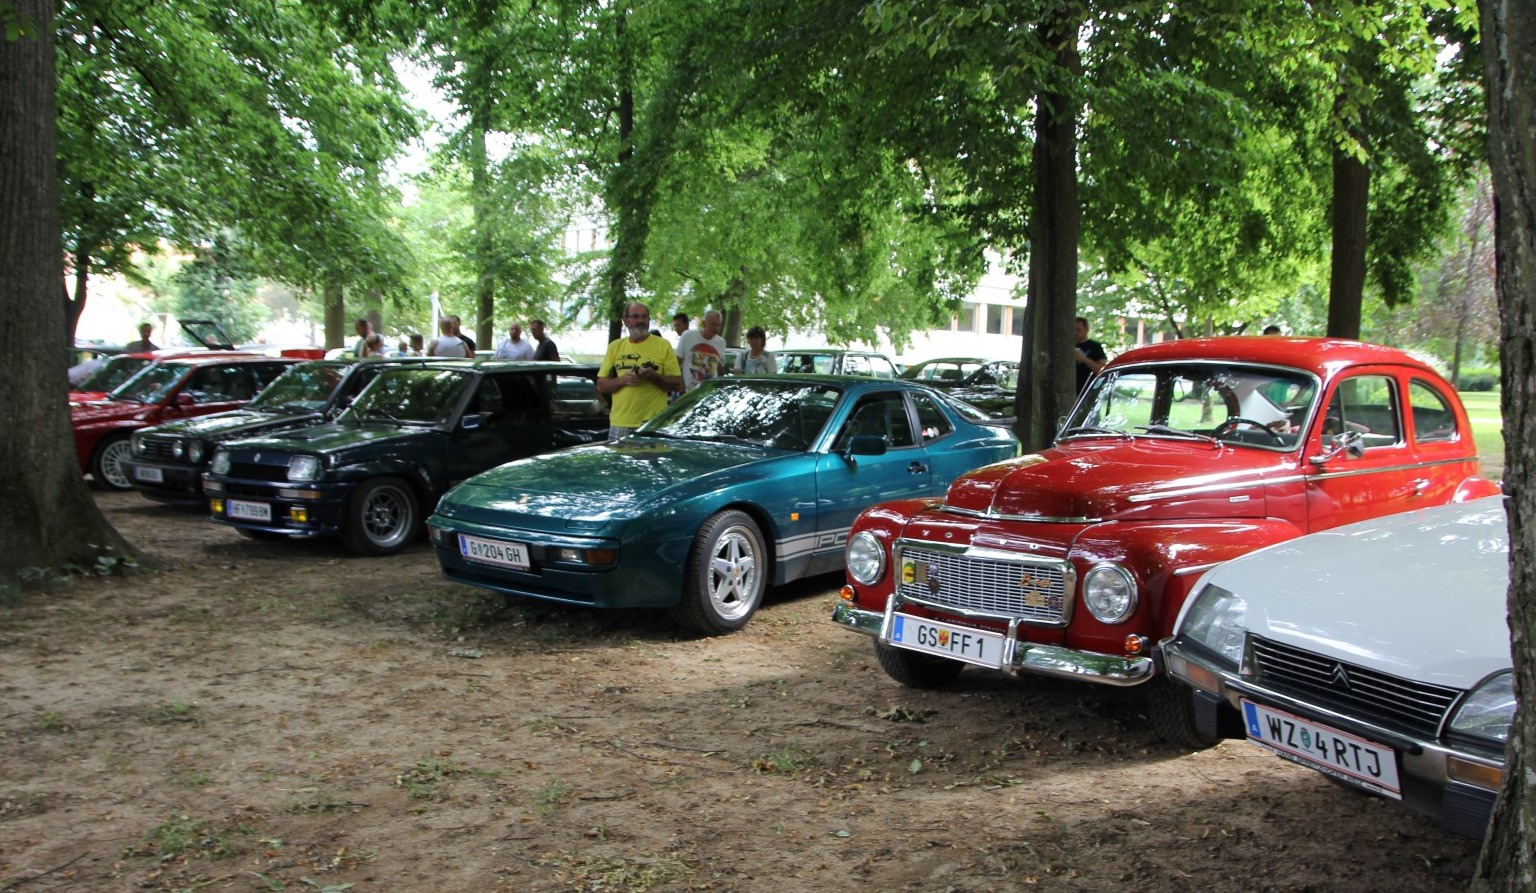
<box><xmin>830</xmin><ymin>336</ymin><xmax>1500</xmax><ymax>745</ymax></box>
<box><xmin>74</xmin><ymin>353</ymin><xmax>297</xmax><ymax>490</ymax></box>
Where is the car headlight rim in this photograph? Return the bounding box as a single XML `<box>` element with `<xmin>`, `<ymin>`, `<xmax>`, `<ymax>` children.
<box><xmin>1448</xmin><ymin>670</ymin><xmax>1516</xmax><ymax>747</ymax></box>
<box><xmin>187</xmin><ymin>440</ymin><xmax>206</xmax><ymax>464</ymax></box>
<box><xmin>846</xmin><ymin>531</ymin><xmax>886</xmax><ymax>586</ymax></box>
<box><xmin>1177</xmin><ymin>583</ymin><xmax>1248</xmax><ymax>666</ymax></box>
<box><xmin>1082</xmin><ymin>562</ymin><xmax>1137</xmax><ymax>624</ymax></box>
<box><xmin>210</xmin><ymin>450</ymin><xmax>231</xmax><ymax>475</ymax></box>
<box><xmin>288</xmin><ymin>455</ymin><xmax>323</xmax><ymax>482</ymax></box>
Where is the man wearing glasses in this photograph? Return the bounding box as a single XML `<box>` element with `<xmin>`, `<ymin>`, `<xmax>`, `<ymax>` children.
<box><xmin>597</xmin><ymin>302</ymin><xmax>684</xmax><ymax>441</ymax></box>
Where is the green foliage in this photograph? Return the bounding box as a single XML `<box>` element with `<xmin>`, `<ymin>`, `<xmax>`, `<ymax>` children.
<box><xmin>1457</xmin><ymin>368</ymin><xmax>1499</xmax><ymax>392</ymax></box>
<box><xmin>160</xmin><ymin>237</ymin><xmax>269</xmax><ymax>344</ymax></box>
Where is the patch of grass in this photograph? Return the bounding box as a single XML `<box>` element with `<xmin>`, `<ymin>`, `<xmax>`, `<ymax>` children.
<box><xmin>393</xmin><ymin>756</ymin><xmax>468</xmax><ymax>799</ymax></box>
<box><xmin>750</xmin><ymin>743</ymin><xmax>819</xmax><ymax>774</ymax></box>
<box><xmin>537</xmin><ymin>778</ymin><xmax>569</xmax><ymax>812</ymax></box>
<box><xmin>36</xmin><ymin>710</ymin><xmax>68</xmax><ymax>732</ymax></box>
<box><xmin>127</xmin><ymin>814</ymin><xmax>247</xmax><ymax>860</ymax></box>
<box><xmin>538</xmin><ymin>853</ymin><xmax>694</xmax><ymax>892</ymax></box>
<box><xmin>425</xmin><ymin>591</ymin><xmax>504</xmax><ymax>636</ymax></box>
<box><xmin>1460</xmin><ymin>389</ymin><xmax>1504</xmax><ymax>477</ymax></box>
<box><xmin>173</xmin><ymin>769</ymin><xmax>214</xmax><ymax>787</ymax></box>
<box><xmin>143</xmin><ymin>703</ymin><xmax>200</xmax><ymax>725</ymax></box>
<box><xmin>290</xmin><ymin>791</ymin><xmax>360</xmax><ymax>813</ymax></box>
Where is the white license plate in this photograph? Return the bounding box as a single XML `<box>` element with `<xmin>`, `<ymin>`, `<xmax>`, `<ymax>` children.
<box><xmin>1241</xmin><ymin>699</ymin><xmax>1402</xmax><ymax>798</ymax></box>
<box><xmin>134</xmin><ymin>466</ymin><xmax>163</xmax><ymax>483</ymax></box>
<box><xmin>458</xmin><ymin>534</ymin><xmax>530</xmax><ymax>570</ymax></box>
<box><xmin>227</xmin><ymin>499</ymin><xmax>272</xmax><ymax>522</ymax></box>
<box><xmin>887</xmin><ymin>612</ymin><xmax>1006</xmax><ymax>669</ymax></box>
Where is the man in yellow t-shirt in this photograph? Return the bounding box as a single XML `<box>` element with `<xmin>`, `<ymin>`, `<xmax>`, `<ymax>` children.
<box><xmin>597</xmin><ymin>302</ymin><xmax>684</xmax><ymax>441</ymax></box>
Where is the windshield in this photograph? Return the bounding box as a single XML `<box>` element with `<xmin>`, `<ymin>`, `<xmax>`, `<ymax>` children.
<box><xmin>78</xmin><ymin>356</ymin><xmax>151</xmax><ymax>393</ymax></box>
<box><xmin>340</xmin><ymin>367</ymin><xmax>470</xmax><ymax>425</ymax></box>
<box><xmin>902</xmin><ymin>359</ymin><xmax>984</xmax><ymax>383</ymax></box>
<box><xmin>1064</xmin><ymin>362</ymin><xmax>1319</xmax><ymax>450</ymax></box>
<box><xmin>640</xmin><ymin>380</ymin><xmax>843</xmax><ymax>450</ymax></box>
<box><xmin>249</xmin><ymin>362</ymin><xmax>349</xmax><ymax>412</ymax></box>
<box><xmin>110</xmin><ymin>362</ymin><xmax>191</xmax><ymax>404</ymax></box>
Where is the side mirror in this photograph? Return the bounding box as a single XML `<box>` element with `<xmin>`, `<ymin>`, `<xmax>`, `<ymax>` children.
<box><xmin>842</xmin><ymin>434</ymin><xmax>888</xmax><ymax>463</ymax></box>
<box><xmin>461</xmin><ymin>413</ymin><xmax>484</xmax><ymax>431</ymax></box>
<box><xmin>1310</xmin><ymin>429</ymin><xmax>1365</xmax><ymax>465</ymax></box>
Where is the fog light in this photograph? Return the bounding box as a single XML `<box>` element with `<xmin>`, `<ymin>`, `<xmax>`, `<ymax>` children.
<box><xmin>290</xmin><ymin>506</ymin><xmax>309</xmax><ymax>523</ymax></box>
<box><xmin>210</xmin><ymin>498</ymin><xmax>225</xmax><ymax>514</ymax></box>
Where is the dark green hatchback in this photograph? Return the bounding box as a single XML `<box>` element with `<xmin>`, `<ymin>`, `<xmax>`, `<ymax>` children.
<box><xmin>203</xmin><ymin>361</ymin><xmax>607</xmax><ymax>555</ymax></box>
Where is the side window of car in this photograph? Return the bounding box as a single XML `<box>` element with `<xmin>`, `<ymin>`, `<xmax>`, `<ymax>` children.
<box><xmin>1408</xmin><ymin>378</ymin><xmax>1459</xmax><ymax>443</ymax></box>
<box><xmin>835</xmin><ymin>392</ymin><xmax>916</xmax><ymax>450</ymax></box>
<box><xmin>910</xmin><ymin>393</ymin><xmax>953</xmax><ymax>443</ymax></box>
<box><xmin>254</xmin><ymin>364</ymin><xmax>290</xmax><ymax>391</ymax></box>
<box><xmin>842</xmin><ymin>355</ymin><xmax>871</xmax><ymax>377</ymax></box>
<box><xmin>185</xmin><ymin>365</ymin><xmax>252</xmax><ymax>402</ymax></box>
<box><xmin>1322</xmin><ymin>375</ymin><xmax>1402</xmax><ymax>447</ymax></box>
<box><xmin>869</xmin><ymin>356</ymin><xmax>898</xmax><ymax>378</ymax></box>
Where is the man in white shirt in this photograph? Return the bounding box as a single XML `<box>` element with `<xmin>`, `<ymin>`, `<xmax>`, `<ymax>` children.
<box><xmin>494</xmin><ymin>323</ymin><xmax>536</xmax><ymax>361</ymax></box>
<box><xmin>675</xmin><ymin>309</ymin><xmax>728</xmax><ymax>392</ymax></box>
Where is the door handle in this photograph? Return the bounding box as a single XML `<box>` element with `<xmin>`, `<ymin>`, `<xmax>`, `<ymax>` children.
<box><xmin>908</xmin><ymin>462</ymin><xmax>928</xmax><ymax>474</ymax></box>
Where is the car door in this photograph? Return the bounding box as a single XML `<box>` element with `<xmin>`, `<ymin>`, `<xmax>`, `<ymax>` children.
<box><xmin>1302</xmin><ymin>369</ymin><xmax>1427</xmax><ymax>530</ymax></box>
<box><xmin>809</xmin><ymin>389</ymin><xmax>933</xmax><ymax>573</ymax></box>
<box><xmin>445</xmin><ymin>373</ymin><xmax>544</xmax><ymax>484</ymax></box>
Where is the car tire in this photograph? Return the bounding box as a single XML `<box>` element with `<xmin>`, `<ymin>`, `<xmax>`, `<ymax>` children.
<box><xmin>1145</xmin><ymin>678</ymin><xmax>1222</xmax><ymax>750</ymax></box>
<box><xmin>90</xmin><ymin>435</ymin><xmax>134</xmax><ymax>490</ymax></box>
<box><xmin>342</xmin><ymin>477</ymin><xmax>419</xmax><ymax>556</ymax></box>
<box><xmin>672</xmin><ymin>509</ymin><xmax>767</xmax><ymax>635</ymax></box>
<box><xmin>874</xmin><ymin>642</ymin><xmax>965</xmax><ymax>688</ymax></box>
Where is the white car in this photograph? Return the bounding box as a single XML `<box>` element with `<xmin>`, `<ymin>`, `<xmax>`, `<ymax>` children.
<box><xmin>1159</xmin><ymin>496</ymin><xmax>1512</xmax><ymax>838</ymax></box>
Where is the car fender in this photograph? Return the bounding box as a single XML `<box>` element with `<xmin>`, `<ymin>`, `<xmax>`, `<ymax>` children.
<box><xmin>335</xmin><ymin>457</ymin><xmax>438</xmax><ymax>504</ymax></box>
<box><xmin>1070</xmin><ymin>518</ymin><xmax>1306</xmax><ymax>639</ymax></box>
<box><xmin>1454</xmin><ymin>476</ymin><xmax>1502</xmax><ymax>502</ymax></box>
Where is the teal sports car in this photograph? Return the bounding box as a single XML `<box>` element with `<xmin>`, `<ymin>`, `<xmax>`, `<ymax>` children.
<box><xmin>427</xmin><ymin>376</ymin><xmax>1020</xmax><ymax>634</ymax></box>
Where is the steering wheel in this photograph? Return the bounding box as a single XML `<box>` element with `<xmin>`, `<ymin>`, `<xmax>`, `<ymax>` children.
<box><xmin>1212</xmin><ymin>416</ymin><xmax>1286</xmax><ymax>446</ymax></box>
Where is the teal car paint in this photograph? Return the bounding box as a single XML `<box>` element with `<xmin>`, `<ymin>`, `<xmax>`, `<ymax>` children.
<box><xmin>203</xmin><ymin>361</ymin><xmax>608</xmax><ymax>555</ymax></box>
<box><xmin>427</xmin><ymin>376</ymin><xmax>1020</xmax><ymax>635</ymax></box>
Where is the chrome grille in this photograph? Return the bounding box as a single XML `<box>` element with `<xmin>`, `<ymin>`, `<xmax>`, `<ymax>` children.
<box><xmin>1250</xmin><ymin>636</ymin><xmax>1461</xmax><ymax>738</ymax></box>
<box><xmin>894</xmin><ymin>544</ymin><xmax>1069</xmax><ymax>625</ymax></box>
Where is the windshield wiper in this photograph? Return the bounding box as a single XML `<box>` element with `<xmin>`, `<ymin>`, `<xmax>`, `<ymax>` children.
<box><xmin>358</xmin><ymin>406</ymin><xmax>403</xmax><ymax>423</ymax></box>
<box><xmin>1137</xmin><ymin>424</ymin><xmax>1218</xmax><ymax>445</ymax></box>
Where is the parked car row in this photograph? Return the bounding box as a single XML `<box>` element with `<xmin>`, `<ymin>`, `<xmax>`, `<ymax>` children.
<box><xmin>93</xmin><ymin>333</ymin><xmax>1507</xmax><ymax>838</ymax></box>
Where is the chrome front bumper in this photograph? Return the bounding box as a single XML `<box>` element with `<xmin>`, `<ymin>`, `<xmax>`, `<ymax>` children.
<box><xmin>831</xmin><ymin>599</ymin><xmax>1155</xmax><ymax>687</ymax></box>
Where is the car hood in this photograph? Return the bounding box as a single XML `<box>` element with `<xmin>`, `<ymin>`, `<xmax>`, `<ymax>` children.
<box><xmin>437</xmin><ymin>436</ymin><xmax>785</xmax><ymax>527</ymax></box>
<box><xmin>144</xmin><ymin>408</ymin><xmax>317</xmax><ymax>440</ymax></box>
<box><xmin>71</xmin><ymin>399</ymin><xmax>161</xmax><ymax>423</ymax></box>
<box><xmin>227</xmin><ymin>421</ymin><xmax>433</xmax><ymax>454</ymax></box>
<box><xmin>1197</xmin><ymin>497</ymin><xmax>1510</xmax><ymax>688</ymax></box>
<box><xmin>944</xmin><ymin>439</ymin><xmax>1276</xmax><ymax>522</ymax></box>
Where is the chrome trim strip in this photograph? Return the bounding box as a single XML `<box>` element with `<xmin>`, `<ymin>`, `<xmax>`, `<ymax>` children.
<box><xmin>893</xmin><ymin>537</ymin><xmax>1071</xmax><ymax>567</ymax></box>
<box><xmin>940</xmin><ymin>504</ymin><xmax>1102</xmax><ymax>523</ymax></box>
<box><xmin>1174</xmin><ymin>562</ymin><xmax>1221</xmax><ymax>577</ymax></box>
<box><xmin>1128</xmin><ymin>476</ymin><xmax>1301</xmax><ymax>504</ymax></box>
<box><xmin>1304</xmin><ymin>456</ymin><xmax>1476</xmax><ymax>480</ymax></box>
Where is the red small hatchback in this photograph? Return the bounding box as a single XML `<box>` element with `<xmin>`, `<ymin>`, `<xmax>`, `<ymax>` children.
<box><xmin>831</xmin><ymin>337</ymin><xmax>1500</xmax><ymax>742</ymax></box>
<box><xmin>73</xmin><ymin>353</ymin><xmax>297</xmax><ymax>490</ymax></box>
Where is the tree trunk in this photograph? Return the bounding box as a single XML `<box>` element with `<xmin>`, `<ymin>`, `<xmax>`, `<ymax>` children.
<box><xmin>0</xmin><ymin>0</ymin><xmax>135</xmax><ymax>587</ymax></box>
<box><xmin>1473</xmin><ymin>0</ymin><xmax>1536</xmax><ymax>886</ymax></box>
<box><xmin>1327</xmin><ymin>141</ymin><xmax>1369</xmax><ymax>340</ymax></box>
<box><xmin>323</xmin><ymin>277</ymin><xmax>345</xmax><ymax>350</ymax></box>
<box><xmin>1015</xmin><ymin>14</ymin><xmax>1081</xmax><ymax>452</ymax></box>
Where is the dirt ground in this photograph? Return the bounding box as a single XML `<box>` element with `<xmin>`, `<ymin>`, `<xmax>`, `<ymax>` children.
<box><xmin>0</xmin><ymin>491</ymin><xmax>1483</xmax><ymax>893</ymax></box>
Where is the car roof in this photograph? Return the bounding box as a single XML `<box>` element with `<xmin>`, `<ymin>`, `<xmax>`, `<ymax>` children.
<box><xmin>1109</xmin><ymin>336</ymin><xmax>1444</xmax><ymax>380</ymax></box>
<box><xmin>151</xmin><ymin>352</ymin><xmax>289</xmax><ymax>367</ymax></box>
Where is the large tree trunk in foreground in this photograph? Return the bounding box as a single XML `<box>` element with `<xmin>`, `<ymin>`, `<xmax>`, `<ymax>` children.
<box><xmin>1472</xmin><ymin>0</ymin><xmax>1536</xmax><ymax>888</ymax></box>
<box><xmin>1015</xmin><ymin>13</ymin><xmax>1081</xmax><ymax>452</ymax></box>
<box><xmin>0</xmin><ymin>0</ymin><xmax>134</xmax><ymax>587</ymax></box>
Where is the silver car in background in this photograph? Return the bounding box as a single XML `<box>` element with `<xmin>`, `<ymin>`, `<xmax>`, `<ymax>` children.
<box><xmin>1159</xmin><ymin>496</ymin><xmax>1512</xmax><ymax>838</ymax></box>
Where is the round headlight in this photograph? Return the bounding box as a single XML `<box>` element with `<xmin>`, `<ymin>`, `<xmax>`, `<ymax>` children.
<box><xmin>171</xmin><ymin>440</ymin><xmax>185</xmax><ymax>459</ymax></box>
<box><xmin>1177</xmin><ymin>583</ymin><xmax>1248</xmax><ymax>665</ymax></box>
<box><xmin>1082</xmin><ymin>563</ymin><xmax>1137</xmax><ymax>623</ymax></box>
<box><xmin>288</xmin><ymin>455</ymin><xmax>323</xmax><ymax>481</ymax></box>
<box><xmin>186</xmin><ymin>440</ymin><xmax>206</xmax><ymax>464</ymax></box>
<box><xmin>131</xmin><ymin>433</ymin><xmax>146</xmax><ymax>456</ymax></box>
<box><xmin>1448</xmin><ymin>671</ymin><xmax>1515</xmax><ymax>746</ymax></box>
<box><xmin>845</xmin><ymin>531</ymin><xmax>887</xmax><ymax>585</ymax></box>
<box><xmin>210</xmin><ymin>450</ymin><xmax>231</xmax><ymax>475</ymax></box>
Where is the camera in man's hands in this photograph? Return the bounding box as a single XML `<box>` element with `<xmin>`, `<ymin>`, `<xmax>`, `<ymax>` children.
<box><xmin>640</xmin><ymin>361</ymin><xmax>659</xmax><ymax>372</ymax></box>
